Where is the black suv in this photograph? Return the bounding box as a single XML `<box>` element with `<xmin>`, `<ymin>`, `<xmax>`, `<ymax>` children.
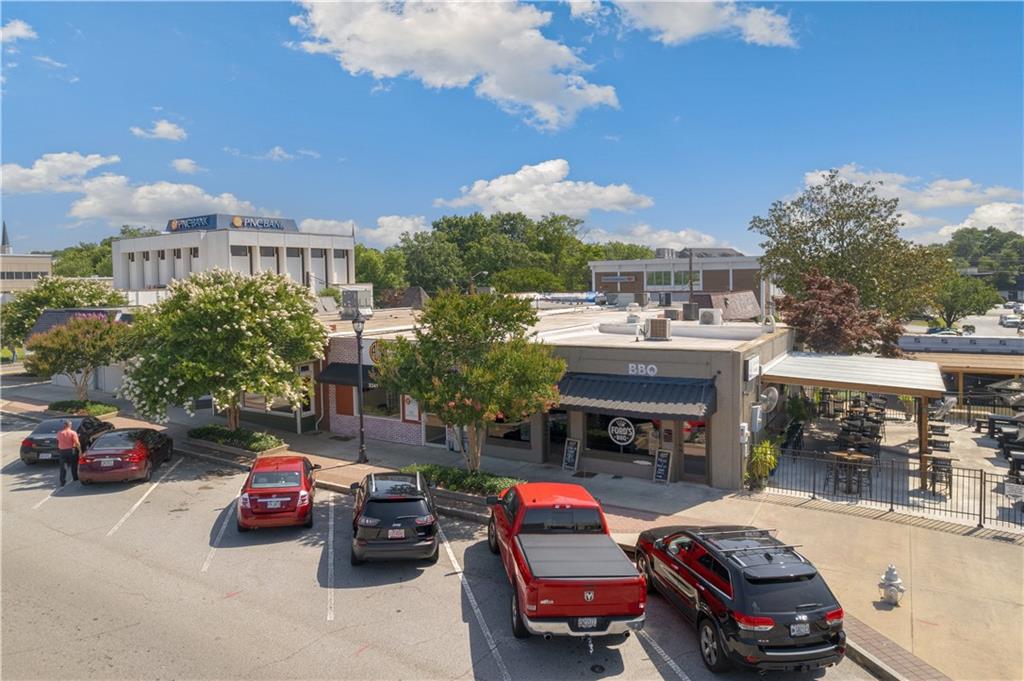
<box><xmin>350</xmin><ymin>472</ymin><xmax>439</xmax><ymax>565</ymax></box>
<box><xmin>20</xmin><ymin>417</ymin><xmax>115</xmax><ymax>465</ymax></box>
<box><xmin>635</xmin><ymin>525</ymin><xmax>844</xmax><ymax>673</ymax></box>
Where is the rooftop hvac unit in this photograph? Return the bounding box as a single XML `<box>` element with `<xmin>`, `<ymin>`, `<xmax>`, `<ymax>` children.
<box><xmin>655</xmin><ymin>247</ymin><xmax>676</xmax><ymax>259</ymax></box>
<box><xmin>699</xmin><ymin>308</ymin><xmax>724</xmax><ymax>325</ymax></box>
<box><xmin>645</xmin><ymin>317</ymin><xmax>672</xmax><ymax>340</ymax></box>
<box><xmin>663</xmin><ymin>308</ymin><xmax>682</xmax><ymax>321</ymax></box>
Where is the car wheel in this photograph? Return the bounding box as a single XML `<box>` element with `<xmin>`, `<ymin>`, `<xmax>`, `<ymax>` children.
<box><xmin>304</xmin><ymin>512</ymin><xmax>314</xmax><ymax>529</ymax></box>
<box><xmin>487</xmin><ymin>518</ymin><xmax>499</xmax><ymax>554</ymax></box>
<box><xmin>510</xmin><ymin>591</ymin><xmax>529</xmax><ymax>639</ymax></box>
<box><xmin>427</xmin><ymin>543</ymin><xmax>440</xmax><ymax>564</ymax></box>
<box><xmin>698</xmin><ymin>618</ymin><xmax>730</xmax><ymax>673</ymax></box>
<box><xmin>141</xmin><ymin>463</ymin><xmax>152</xmax><ymax>483</ymax></box>
<box><xmin>21</xmin><ymin>458</ymin><xmax>35</xmax><ymax>466</ymax></box>
<box><xmin>636</xmin><ymin>550</ymin><xmax>654</xmax><ymax>593</ymax></box>
<box><xmin>350</xmin><ymin>546</ymin><xmax>363</xmax><ymax>566</ymax></box>
<box><xmin>80</xmin><ymin>479</ymin><xmax>91</xmax><ymax>486</ymax></box>
<box><xmin>237</xmin><ymin>519</ymin><xmax>250</xmax><ymax>533</ymax></box>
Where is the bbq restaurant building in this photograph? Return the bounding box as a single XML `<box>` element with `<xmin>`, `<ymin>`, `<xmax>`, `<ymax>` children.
<box><xmin>111</xmin><ymin>214</ymin><xmax>355</xmax><ymax>295</ymax></box>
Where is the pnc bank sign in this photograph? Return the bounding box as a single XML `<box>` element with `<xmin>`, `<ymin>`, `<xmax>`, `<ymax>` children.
<box><xmin>166</xmin><ymin>214</ymin><xmax>298</xmax><ymax>233</ymax></box>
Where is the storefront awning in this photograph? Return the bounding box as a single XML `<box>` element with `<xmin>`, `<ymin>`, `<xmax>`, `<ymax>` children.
<box><xmin>761</xmin><ymin>352</ymin><xmax>946</xmax><ymax>398</ymax></box>
<box><xmin>316</xmin><ymin>363</ymin><xmax>376</xmax><ymax>386</ymax></box>
<box><xmin>557</xmin><ymin>373</ymin><xmax>716</xmax><ymax>419</ymax></box>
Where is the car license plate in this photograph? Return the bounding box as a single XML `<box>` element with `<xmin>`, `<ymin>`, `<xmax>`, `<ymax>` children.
<box><xmin>266</xmin><ymin>500</ymin><xmax>282</xmax><ymax>509</ymax></box>
<box><xmin>790</xmin><ymin>623</ymin><xmax>810</xmax><ymax>637</ymax></box>
<box><xmin>578</xmin><ymin>617</ymin><xmax>598</xmax><ymax>629</ymax></box>
<box><xmin>38</xmin><ymin>453</ymin><xmax>52</xmax><ymax>460</ymax></box>
<box><xmin>100</xmin><ymin>459</ymin><xmax>115</xmax><ymax>467</ymax></box>
<box><xmin>388</xmin><ymin>529</ymin><xmax>405</xmax><ymax>539</ymax></box>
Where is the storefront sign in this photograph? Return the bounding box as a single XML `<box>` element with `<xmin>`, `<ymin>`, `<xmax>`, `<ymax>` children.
<box><xmin>607</xmin><ymin>417</ymin><xmax>636</xmax><ymax>446</ymax></box>
<box><xmin>165</xmin><ymin>214</ymin><xmax>298</xmax><ymax>233</ymax></box>
<box><xmin>628</xmin><ymin>363</ymin><xmax>658</xmax><ymax>376</ymax></box>
<box><xmin>402</xmin><ymin>395</ymin><xmax>420</xmax><ymax>422</ymax></box>
<box><xmin>561</xmin><ymin>438</ymin><xmax>580</xmax><ymax>472</ymax></box>
<box><xmin>653</xmin><ymin>449</ymin><xmax>673</xmax><ymax>484</ymax></box>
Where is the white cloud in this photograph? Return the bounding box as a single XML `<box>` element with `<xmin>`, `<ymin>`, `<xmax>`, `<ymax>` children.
<box><xmin>300</xmin><ymin>215</ymin><xmax>426</xmax><ymax>248</ymax></box>
<box><xmin>567</xmin><ymin>1</ymin><xmax>602</xmax><ymax>19</ymax></box>
<box><xmin>223</xmin><ymin>145</ymin><xmax>316</xmax><ymax>161</ymax></box>
<box><xmin>617</xmin><ymin>2</ymin><xmax>795</xmax><ymax>47</ymax></box>
<box><xmin>805</xmin><ymin>163</ymin><xmax>1021</xmax><ymax>211</ymax></box>
<box><xmin>34</xmin><ymin>55</ymin><xmax>68</xmax><ymax>69</ymax></box>
<box><xmin>1</xmin><ymin>19</ymin><xmax>37</xmax><ymax>44</ymax></box>
<box><xmin>68</xmin><ymin>175</ymin><xmax>257</xmax><ymax>226</ymax></box>
<box><xmin>259</xmin><ymin>146</ymin><xmax>294</xmax><ymax>161</ymax></box>
<box><xmin>586</xmin><ymin>223</ymin><xmax>724</xmax><ymax>250</ymax></box>
<box><xmin>299</xmin><ymin>218</ymin><xmax>358</xmax><ymax>235</ymax></box>
<box><xmin>130</xmin><ymin>119</ymin><xmax>188</xmax><ymax>141</ymax></box>
<box><xmin>289</xmin><ymin>2</ymin><xmax>617</xmax><ymax>131</ymax></box>
<box><xmin>1</xmin><ymin>151</ymin><xmax>120</xmax><ymax>193</ymax></box>
<box><xmin>170</xmin><ymin>158</ymin><xmax>205</xmax><ymax>175</ymax></box>
<box><xmin>436</xmin><ymin>159</ymin><xmax>653</xmax><ymax>218</ymax></box>
<box><xmin>297</xmin><ymin>148</ymin><xmax>321</xmax><ymax>159</ymax></box>
<box><xmin>912</xmin><ymin>202</ymin><xmax>1024</xmax><ymax>245</ymax></box>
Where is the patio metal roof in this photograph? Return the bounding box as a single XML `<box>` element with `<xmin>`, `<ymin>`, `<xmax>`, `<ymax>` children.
<box><xmin>906</xmin><ymin>352</ymin><xmax>1024</xmax><ymax>376</ymax></box>
<box><xmin>556</xmin><ymin>372</ymin><xmax>716</xmax><ymax>419</ymax></box>
<box><xmin>762</xmin><ymin>352</ymin><xmax>947</xmax><ymax>397</ymax></box>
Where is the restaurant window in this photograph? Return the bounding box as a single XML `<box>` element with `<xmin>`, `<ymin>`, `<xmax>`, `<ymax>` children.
<box><xmin>646</xmin><ymin>271</ymin><xmax>671</xmax><ymax>286</ymax></box>
<box><xmin>585</xmin><ymin>413</ymin><xmax>659</xmax><ymax>456</ymax></box>
<box><xmin>241</xmin><ymin>392</ymin><xmax>294</xmax><ymax>415</ymax></box>
<box><xmin>674</xmin><ymin>270</ymin><xmax>701</xmax><ymax>288</ymax></box>
<box><xmin>363</xmin><ymin>384</ymin><xmax>401</xmax><ymax>418</ymax></box>
<box><xmin>488</xmin><ymin>416</ymin><xmax>531</xmax><ymax>448</ymax></box>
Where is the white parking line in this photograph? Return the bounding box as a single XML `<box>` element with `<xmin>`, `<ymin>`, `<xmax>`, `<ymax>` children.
<box><xmin>106</xmin><ymin>458</ymin><xmax>183</xmax><ymax>537</ymax></box>
<box><xmin>438</xmin><ymin>527</ymin><xmax>511</xmax><ymax>681</ymax></box>
<box><xmin>327</xmin><ymin>494</ymin><xmax>335</xmax><ymax>622</ymax></box>
<box><xmin>638</xmin><ymin>629</ymin><xmax>692</xmax><ymax>681</ymax></box>
<box><xmin>201</xmin><ymin>499</ymin><xmax>236</xmax><ymax>573</ymax></box>
<box><xmin>31</xmin><ymin>488</ymin><xmax>61</xmax><ymax>510</ymax></box>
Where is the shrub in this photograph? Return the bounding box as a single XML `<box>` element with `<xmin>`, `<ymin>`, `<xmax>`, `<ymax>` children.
<box><xmin>187</xmin><ymin>424</ymin><xmax>284</xmax><ymax>452</ymax></box>
<box><xmin>400</xmin><ymin>463</ymin><xmax>525</xmax><ymax>496</ymax></box>
<box><xmin>748</xmin><ymin>438</ymin><xmax>779</xmax><ymax>488</ymax></box>
<box><xmin>48</xmin><ymin>400</ymin><xmax>119</xmax><ymax>417</ymax></box>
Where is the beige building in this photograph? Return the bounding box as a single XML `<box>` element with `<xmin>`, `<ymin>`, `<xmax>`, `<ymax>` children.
<box><xmin>0</xmin><ymin>223</ymin><xmax>53</xmax><ymax>301</ymax></box>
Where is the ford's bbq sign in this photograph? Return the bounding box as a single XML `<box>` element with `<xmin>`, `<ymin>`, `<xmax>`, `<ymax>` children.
<box><xmin>607</xmin><ymin>417</ymin><xmax>636</xmax><ymax>447</ymax></box>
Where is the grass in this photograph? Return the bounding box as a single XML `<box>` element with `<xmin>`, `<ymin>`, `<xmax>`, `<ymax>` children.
<box><xmin>187</xmin><ymin>424</ymin><xmax>285</xmax><ymax>453</ymax></box>
<box><xmin>400</xmin><ymin>463</ymin><xmax>525</xmax><ymax>496</ymax></box>
<box><xmin>48</xmin><ymin>400</ymin><xmax>119</xmax><ymax>416</ymax></box>
<box><xmin>1</xmin><ymin>347</ymin><xmax>25</xmax><ymax>362</ymax></box>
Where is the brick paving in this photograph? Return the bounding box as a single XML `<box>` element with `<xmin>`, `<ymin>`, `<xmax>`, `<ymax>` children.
<box><xmin>844</xmin><ymin>615</ymin><xmax>951</xmax><ymax>681</ymax></box>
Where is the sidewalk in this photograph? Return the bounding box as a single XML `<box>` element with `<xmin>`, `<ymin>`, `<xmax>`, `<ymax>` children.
<box><xmin>2</xmin><ymin>381</ymin><xmax>1020</xmax><ymax>681</ymax></box>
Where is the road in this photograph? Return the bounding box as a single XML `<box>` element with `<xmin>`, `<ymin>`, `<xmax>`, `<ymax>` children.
<box><xmin>959</xmin><ymin>307</ymin><xmax>1021</xmax><ymax>336</ymax></box>
<box><xmin>1</xmin><ymin>425</ymin><xmax>873</xmax><ymax>681</ymax></box>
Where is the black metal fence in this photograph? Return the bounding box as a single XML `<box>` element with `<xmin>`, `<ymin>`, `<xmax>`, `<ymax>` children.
<box><xmin>767</xmin><ymin>449</ymin><xmax>1023</xmax><ymax>530</ymax></box>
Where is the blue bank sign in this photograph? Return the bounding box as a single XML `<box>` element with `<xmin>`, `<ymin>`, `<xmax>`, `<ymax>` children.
<box><xmin>166</xmin><ymin>214</ymin><xmax>298</xmax><ymax>233</ymax></box>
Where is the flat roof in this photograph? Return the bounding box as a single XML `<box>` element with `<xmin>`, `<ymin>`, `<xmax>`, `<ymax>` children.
<box><xmin>762</xmin><ymin>352</ymin><xmax>947</xmax><ymax>397</ymax></box>
<box><xmin>907</xmin><ymin>352</ymin><xmax>1024</xmax><ymax>376</ymax></box>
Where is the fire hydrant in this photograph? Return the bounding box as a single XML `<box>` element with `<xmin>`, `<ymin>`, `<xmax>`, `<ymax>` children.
<box><xmin>878</xmin><ymin>564</ymin><xmax>906</xmax><ymax>606</ymax></box>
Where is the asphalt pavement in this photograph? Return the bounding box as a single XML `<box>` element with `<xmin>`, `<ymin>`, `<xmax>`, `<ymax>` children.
<box><xmin>1</xmin><ymin>425</ymin><xmax>874</xmax><ymax>681</ymax></box>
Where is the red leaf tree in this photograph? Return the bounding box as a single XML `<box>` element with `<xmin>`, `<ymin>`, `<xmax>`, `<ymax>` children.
<box><xmin>776</xmin><ymin>270</ymin><xmax>903</xmax><ymax>358</ymax></box>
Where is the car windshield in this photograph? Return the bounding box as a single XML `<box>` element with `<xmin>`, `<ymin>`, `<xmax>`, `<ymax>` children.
<box><xmin>91</xmin><ymin>431</ymin><xmax>142</xmax><ymax>450</ymax></box>
<box><xmin>365</xmin><ymin>499</ymin><xmax>430</xmax><ymax>522</ymax></box>
<box><xmin>251</xmin><ymin>471</ymin><xmax>302</xmax><ymax>488</ymax></box>
<box><xmin>519</xmin><ymin>507</ymin><xmax>604</xmax><ymax>533</ymax></box>
<box><xmin>34</xmin><ymin>418</ymin><xmax>84</xmax><ymax>435</ymax></box>
<box><xmin>744</xmin><ymin>572</ymin><xmax>836</xmax><ymax>614</ymax></box>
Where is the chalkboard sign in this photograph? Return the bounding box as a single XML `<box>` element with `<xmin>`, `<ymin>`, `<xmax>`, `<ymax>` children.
<box><xmin>561</xmin><ymin>438</ymin><xmax>581</xmax><ymax>472</ymax></box>
<box><xmin>653</xmin><ymin>449</ymin><xmax>673</xmax><ymax>484</ymax></box>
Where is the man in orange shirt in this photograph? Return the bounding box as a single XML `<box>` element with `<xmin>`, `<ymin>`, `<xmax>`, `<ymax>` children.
<box><xmin>56</xmin><ymin>420</ymin><xmax>81</xmax><ymax>487</ymax></box>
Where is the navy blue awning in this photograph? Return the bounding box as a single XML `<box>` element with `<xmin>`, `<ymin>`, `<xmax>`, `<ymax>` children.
<box><xmin>556</xmin><ymin>373</ymin><xmax>716</xmax><ymax>419</ymax></box>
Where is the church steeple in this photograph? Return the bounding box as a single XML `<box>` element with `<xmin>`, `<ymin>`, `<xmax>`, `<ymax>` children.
<box><xmin>1</xmin><ymin>222</ymin><xmax>11</xmax><ymax>255</ymax></box>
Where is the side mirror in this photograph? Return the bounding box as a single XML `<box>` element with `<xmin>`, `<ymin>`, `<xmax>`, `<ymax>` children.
<box><xmin>485</xmin><ymin>495</ymin><xmax>500</xmax><ymax>506</ymax></box>
<box><xmin>312</xmin><ymin>463</ymin><xmax>322</xmax><ymax>470</ymax></box>
<box><xmin>350</xmin><ymin>482</ymin><xmax>361</xmax><ymax>492</ymax></box>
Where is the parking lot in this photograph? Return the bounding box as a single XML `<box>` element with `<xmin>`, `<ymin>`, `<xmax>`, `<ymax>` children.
<box><xmin>1</xmin><ymin>424</ymin><xmax>873</xmax><ymax>681</ymax></box>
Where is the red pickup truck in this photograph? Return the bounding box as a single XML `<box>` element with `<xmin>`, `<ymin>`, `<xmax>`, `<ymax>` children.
<box><xmin>486</xmin><ymin>482</ymin><xmax>647</xmax><ymax>648</ymax></box>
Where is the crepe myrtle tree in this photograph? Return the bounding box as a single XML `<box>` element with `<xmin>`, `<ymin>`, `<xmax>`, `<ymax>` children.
<box><xmin>373</xmin><ymin>291</ymin><xmax>566</xmax><ymax>471</ymax></box>
<box><xmin>119</xmin><ymin>269</ymin><xmax>327</xmax><ymax>429</ymax></box>
<box><xmin>25</xmin><ymin>314</ymin><xmax>131</xmax><ymax>400</ymax></box>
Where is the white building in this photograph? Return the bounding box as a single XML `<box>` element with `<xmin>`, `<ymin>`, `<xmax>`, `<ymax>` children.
<box><xmin>112</xmin><ymin>214</ymin><xmax>355</xmax><ymax>295</ymax></box>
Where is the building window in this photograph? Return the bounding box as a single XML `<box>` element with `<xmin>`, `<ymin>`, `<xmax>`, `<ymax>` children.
<box><xmin>333</xmin><ymin>249</ymin><xmax>347</xmax><ymax>259</ymax></box>
<box><xmin>14</xmin><ymin>272</ymin><xmax>24</xmax><ymax>280</ymax></box>
<box><xmin>286</xmin><ymin>247</ymin><xmax>302</xmax><ymax>258</ymax></box>
<box><xmin>173</xmin><ymin>249</ymin><xmax>182</xmax><ymax>259</ymax></box>
<box><xmin>311</xmin><ymin>248</ymin><xmax>325</xmax><ymax>259</ymax></box>
<box><xmin>241</xmin><ymin>392</ymin><xmax>294</xmax><ymax>415</ymax></box>
<box><xmin>674</xmin><ymin>271</ymin><xmax>701</xmax><ymax>288</ymax></box>
<box><xmin>189</xmin><ymin>247</ymin><xmax>199</xmax><ymax>258</ymax></box>
<box><xmin>142</xmin><ymin>252</ymin><xmax>150</xmax><ymax>261</ymax></box>
<box><xmin>128</xmin><ymin>253</ymin><xmax>135</xmax><ymax>262</ymax></box>
<box><xmin>158</xmin><ymin>250</ymin><xmax>166</xmax><ymax>260</ymax></box>
<box><xmin>585</xmin><ymin>412</ymin><xmax>659</xmax><ymax>456</ymax></box>
<box><xmin>362</xmin><ymin>385</ymin><xmax>401</xmax><ymax>419</ymax></box>
<box><xmin>645</xmin><ymin>271</ymin><xmax>671</xmax><ymax>286</ymax></box>
<box><xmin>230</xmin><ymin>245</ymin><xmax>249</xmax><ymax>257</ymax></box>
<box><xmin>260</xmin><ymin>246</ymin><xmax>276</xmax><ymax>257</ymax></box>
<box><xmin>487</xmin><ymin>417</ymin><xmax>532</xmax><ymax>448</ymax></box>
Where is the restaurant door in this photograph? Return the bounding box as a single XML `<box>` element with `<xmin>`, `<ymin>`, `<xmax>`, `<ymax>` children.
<box><xmin>678</xmin><ymin>419</ymin><xmax>709</xmax><ymax>483</ymax></box>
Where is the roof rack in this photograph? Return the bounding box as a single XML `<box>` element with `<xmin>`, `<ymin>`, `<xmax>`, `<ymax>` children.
<box><xmin>695</xmin><ymin>528</ymin><xmax>776</xmax><ymax>538</ymax></box>
<box><xmin>716</xmin><ymin>543</ymin><xmax>803</xmax><ymax>554</ymax></box>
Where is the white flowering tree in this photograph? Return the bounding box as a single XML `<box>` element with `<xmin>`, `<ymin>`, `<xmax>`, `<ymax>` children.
<box><xmin>120</xmin><ymin>269</ymin><xmax>327</xmax><ymax>430</ymax></box>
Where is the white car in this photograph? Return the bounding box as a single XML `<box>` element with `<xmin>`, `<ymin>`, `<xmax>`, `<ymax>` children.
<box><xmin>1001</xmin><ymin>315</ymin><xmax>1021</xmax><ymax>328</ymax></box>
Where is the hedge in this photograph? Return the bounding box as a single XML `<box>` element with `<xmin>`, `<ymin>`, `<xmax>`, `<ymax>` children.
<box><xmin>400</xmin><ymin>463</ymin><xmax>525</xmax><ymax>496</ymax></box>
<box><xmin>48</xmin><ymin>400</ymin><xmax>119</xmax><ymax>417</ymax></box>
<box><xmin>187</xmin><ymin>424</ymin><xmax>284</xmax><ymax>453</ymax></box>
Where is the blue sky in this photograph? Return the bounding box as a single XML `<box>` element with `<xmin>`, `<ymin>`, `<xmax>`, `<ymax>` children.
<box><xmin>2</xmin><ymin>1</ymin><xmax>1022</xmax><ymax>254</ymax></box>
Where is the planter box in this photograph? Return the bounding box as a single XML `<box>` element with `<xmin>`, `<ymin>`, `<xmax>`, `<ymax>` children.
<box><xmin>184</xmin><ymin>438</ymin><xmax>288</xmax><ymax>458</ymax></box>
<box><xmin>433</xmin><ymin>487</ymin><xmax>489</xmax><ymax>507</ymax></box>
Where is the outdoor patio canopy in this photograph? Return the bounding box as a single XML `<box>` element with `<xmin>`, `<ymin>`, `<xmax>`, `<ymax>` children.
<box><xmin>761</xmin><ymin>352</ymin><xmax>946</xmax><ymax>398</ymax></box>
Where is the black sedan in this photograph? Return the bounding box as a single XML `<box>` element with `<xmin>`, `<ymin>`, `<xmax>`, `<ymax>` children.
<box><xmin>20</xmin><ymin>417</ymin><xmax>115</xmax><ymax>465</ymax></box>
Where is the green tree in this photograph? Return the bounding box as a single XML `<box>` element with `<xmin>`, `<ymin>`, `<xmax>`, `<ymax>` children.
<box><xmin>933</xmin><ymin>276</ymin><xmax>1003</xmax><ymax>328</ymax></box>
<box><xmin>0</xmin><ymin>276</ymin><xmax>127</xmax><ymax>357</ymax></box>
<box><xmin>599</xmin><ymin>241</ymin><xmax>655</xmax><ymax>261</ymax></box>
<box><xmin>355</xmin><ymin>244</ymin><xmax>407</xmax><ymax>304</ymax></box>
<box><xmin>399</xmin><ymin>231</ymin><xmax>467</xmax><ymax>293</ymax></box>
<box><xmin>491</xmin><ymin>267</ymin><xmax>563</xmax><ymax>293</ymax></box>
<box><xmin>119</xmin><ymin>269</ymin><xmax>327</xmax><ymax>429</ymax></box>
<box><xmin>750</xmin><ymin>169</ymin><xmax>950</xmax><ymax>319</ymax></box>
<box><xmin>50</xmin><ymin>225</ymin><xmax>160</xmax><ymax>277</ymax></box>
<box><xmin>25</xmin><ymin>315</ymin><xmax>130</xmax><ymax>400</ymax></box>
<box><xmin>373</xmin><ymin>292</ymin><xmax>566</xmax><ymax>471</ymax></box>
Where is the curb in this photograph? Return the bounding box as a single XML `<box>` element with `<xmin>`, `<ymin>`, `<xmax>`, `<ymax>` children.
<box><xmin>844</xmin><ymin>642</ymin><xmax>907</xmax><ymax>681</ymax></box>
<box><xmin>1</xmin><ymin>409</ymin><xmax>44</xmax><ymax>423</ymax></box>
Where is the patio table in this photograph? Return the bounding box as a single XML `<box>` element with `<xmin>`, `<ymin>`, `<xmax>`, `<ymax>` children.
<box><xmin>927</xmin><ymin>454</ymin><xmax>957</xmax><ymax>494</ymax></box>
<box><xmin>829</xmin><ymin>451</ymin><xmax>874</xmax><ymax>495</ymax></box>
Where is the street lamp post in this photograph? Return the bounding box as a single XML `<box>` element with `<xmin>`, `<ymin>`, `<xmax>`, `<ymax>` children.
<box><xmin>352</xmin><ymin>311</ymin><xmax>368</xmax><ymax>464</ymax></box>
<box><xmin>468</xmin><ymin>270</ymin><xmax>489</xmax><ymax>294</ymax></box>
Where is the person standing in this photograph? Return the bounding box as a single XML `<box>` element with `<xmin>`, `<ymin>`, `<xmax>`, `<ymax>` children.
<box><xmin>56</xmin><ymin>420</ymin><xmax>81</xmax><ymax>487</ymax></box>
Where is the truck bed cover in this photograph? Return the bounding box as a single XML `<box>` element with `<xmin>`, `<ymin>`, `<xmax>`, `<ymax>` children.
<box><xmin>516</xmin><ymin>534</ymin><xmax>639</xmax><ymax>579</ymax></box>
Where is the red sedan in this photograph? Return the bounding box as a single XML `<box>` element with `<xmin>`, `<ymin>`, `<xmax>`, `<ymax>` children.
<box><xmin>79</xmin><ymin>428</ymin><xmax>173</xmax><ymax>484</ymax></box>
<box><xmin>237</xmin><ymin>456</ymin><xmax>321</xmax><ymax>532</ymax></box>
